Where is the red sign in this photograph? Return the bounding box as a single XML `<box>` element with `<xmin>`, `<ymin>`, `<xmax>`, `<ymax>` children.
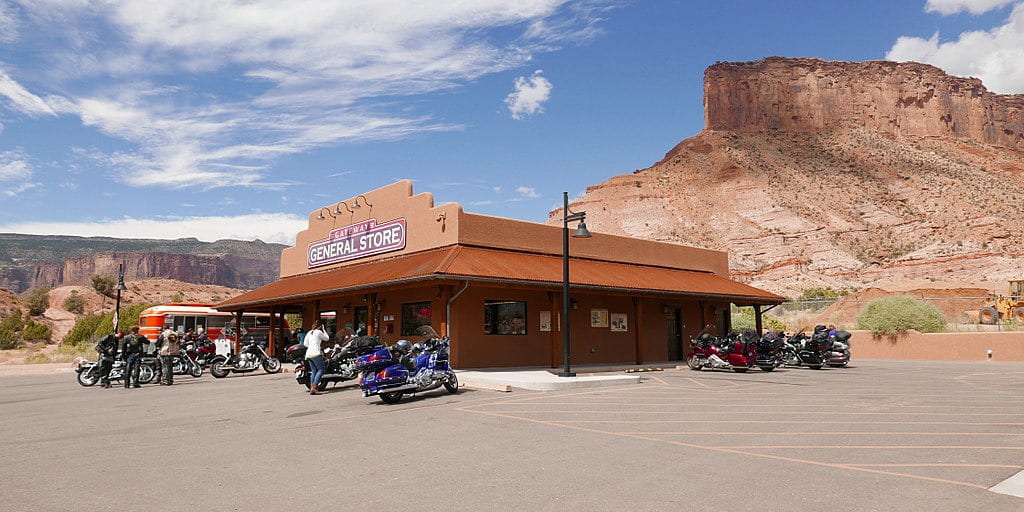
<box><xmin>307</xmin><ymin>218</ymin><xmax>407</xmax><ymax>268</ymax></box>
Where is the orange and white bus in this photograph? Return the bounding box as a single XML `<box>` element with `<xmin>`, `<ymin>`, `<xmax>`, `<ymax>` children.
<box><xmin>137</xmin><ymin>303</ymin><xmax>283</xmax><ymax>343</ymax></box>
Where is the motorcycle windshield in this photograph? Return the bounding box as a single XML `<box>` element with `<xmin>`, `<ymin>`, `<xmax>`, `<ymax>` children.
<box><xmin>414</xmin><ymin>325</ymin><xmax>439</xmax><ymax>339</ymax></box>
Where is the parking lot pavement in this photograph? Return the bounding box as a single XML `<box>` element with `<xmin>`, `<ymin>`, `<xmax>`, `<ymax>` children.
<box><xmin>1</xmin><ymin>361</ymin><xmax>1022</xmax><ymax>511</ymax></box>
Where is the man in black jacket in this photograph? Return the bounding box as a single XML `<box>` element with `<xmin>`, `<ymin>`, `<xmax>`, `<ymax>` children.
<box><xmin>95</xmin><ymin>333</ymin><xmax>119</xmax><ymax>388</ymax></box>
<box><xmin>123</xmin><ymin>326</ymin><xmax>146</xmax><ymax>388</ymax></box>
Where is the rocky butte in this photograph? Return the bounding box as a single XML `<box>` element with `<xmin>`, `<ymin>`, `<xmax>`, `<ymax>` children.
<box><xmin>551</xmin><ymin>57</ymin><xmax>1024</xmax><ymax>296</ymax></box>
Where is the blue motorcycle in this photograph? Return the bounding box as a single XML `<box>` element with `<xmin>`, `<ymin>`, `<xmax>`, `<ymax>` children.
<box><xmin>355</xmin><ymin>326</ymin><xmax>459</xmax><ymax>404</ymax></box>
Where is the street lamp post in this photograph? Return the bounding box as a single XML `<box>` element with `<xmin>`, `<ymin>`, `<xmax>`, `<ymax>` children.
<box><xmin>114</xmin><ymin>262</ymin><xmax>127</xmax><ymax>333</ymax></box>
<box><xmin>560</xmin><ymin>191</ymin><xmax>592</xmax><ymax>377</ymax></box>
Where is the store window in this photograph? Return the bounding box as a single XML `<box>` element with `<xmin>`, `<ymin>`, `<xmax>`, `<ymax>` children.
<box><xmin>484</xmin><ymin>300</ymin><xmax>527</xmax><ymax>335</ymax></box>
<box><xmin>401</xmin><ymin>301</ymin><xmax>433</xmax><ymax>336</ymax></box>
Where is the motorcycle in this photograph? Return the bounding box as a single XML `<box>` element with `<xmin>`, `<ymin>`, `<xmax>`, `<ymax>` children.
<box><xmin>827</xmin><ymin>330</ymin><xmax>852</xmax><ymax>367</ymax></box>
<box><xmin>171</xmin><ymin>349</ymin><xmax>204</xmax><ymax>378</ymax></box>
<box><xmin>686</xmin><ymin>326</ymin><xmax>758</xmax><ymax>373</ymax></box>
<box><xmin>288</xmin><ymin>328</ymin><xmax>385</xmax><ymax>390</ymax></box>
<box><xmin>210</xmin><ymin>337</ymin><xmax>281</xmax><ymax>378</ymax></box>
<box><xmin>75</xmin><ymin>358</ymin><xmax>155</xmax><ymax>387</ymax></box>
<box><xmin>182</xmin><ymin>336</ymin><xmax>219</xmax><ymax>368</ymax></box>
<box><xmin>755</xmin><ymin>330</ymin><xmax>787</xmax><ymax>372</ymax></box>
<box><xmin>356</xmin><ymin>325</ymin><xmax>458</xmax><ymax>404</ymax></box>
<box><xmin>782</xmin><ymin>326</ymin><xmax>830</xmax><ymax>369</ymax></box>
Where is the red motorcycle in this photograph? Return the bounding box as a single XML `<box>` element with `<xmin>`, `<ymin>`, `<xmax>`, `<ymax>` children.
<box><xmin>687</xmin><ymin>327</ymin><xmax>757</xmax><ymax>373</ymax></box>
<box><xmin>182</xmin><ymin>334</ymin><xmax>220</xmax><ymax>368</ymax></box>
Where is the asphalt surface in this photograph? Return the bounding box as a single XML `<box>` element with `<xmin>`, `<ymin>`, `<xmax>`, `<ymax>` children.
<box><xmin>1</xmin><ymin>360</ymin><xmax>1023</xmax><ymax>511</ymax></box>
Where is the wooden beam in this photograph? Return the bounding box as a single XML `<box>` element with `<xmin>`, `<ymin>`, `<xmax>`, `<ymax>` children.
<box><xmin>233</xmin><ymin>311</ymin><xmax>242</xmax><ymax>354</ymax></box>
<box><xmin>633</xmin><ymin>297</ymin><xmax>644</xmax><ymax>365</ymax></box>
<box><xmin>754</xmin><ymin>304</ymin><xmax>763</xmax><ymax>335</ymax></box>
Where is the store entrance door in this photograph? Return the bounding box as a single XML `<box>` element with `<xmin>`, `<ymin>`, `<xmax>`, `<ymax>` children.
<box><xmin>667</xmin><ymin>307</ymin><xmax>683</xmax><ymax>360</ymax></box>
<box><xmin>354</xmin><ymin>306</ymin><xmax>368</xmax><ymax>336</ymax></box>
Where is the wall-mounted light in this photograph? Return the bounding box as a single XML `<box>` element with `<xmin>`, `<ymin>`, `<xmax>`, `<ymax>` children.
<box><xmin>334</xmin><ymin>201</ymin><xmax>354</xmax><ymax>216</ymax></box>
<box><xmin>316</xmin><ymin>207</ymin><xmax>336</xmax><ymax>221</ymax></box>
<box><xmin>570</xmin><ymin>298</ymin><xmax>578</xmax><ymax>311</ymax></box>
<box><xmin>375</xmin><ymin>301</ymin><xmax>383</xmax><ymax>312</ymax></box>
<box><xmin>663</xmin><ymin>305</ymin><xmax>671</xmax><ymax>315</ymax></box>
<box><xmin>352</xmin><ymin>194</ymin><xmax>373</xmax><ymax>210</ymax></box>
<box><xmin>342</xmin><ymin>304</ymin><xmax>350</xmax><ymax>315</ymax></box>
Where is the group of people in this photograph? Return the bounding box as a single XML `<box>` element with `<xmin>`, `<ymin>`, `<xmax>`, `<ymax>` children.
<box><xmin>93</xmin><ymin>326</ymin><xmax>197</xmax><ymax>388</ymax></box>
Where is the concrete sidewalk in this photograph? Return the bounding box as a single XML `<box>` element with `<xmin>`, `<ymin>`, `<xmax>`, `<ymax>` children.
<box><xmin>455</xmin><ymin>362</ymin><xmax>675</xmax><ymax>391</ymax></box>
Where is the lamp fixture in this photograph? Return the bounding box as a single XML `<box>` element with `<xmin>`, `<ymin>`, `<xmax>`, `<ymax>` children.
<box><xmin>334</xmin><ymin>201</ymin><xmax>354</xmax><ymax>216</ymax></box>
<box><xmin>352</xmin><ymin>194</ymin><xmax>373</xmax><ymax>209</ymax></box>
<box><xmin>316</xmin><ymin>207</ymin><xmax>336</xmax><ymax>220</ymax></box>
<box><xmin>560</xmin><ymin>191</ymin><xmax>590</xmax><ymax>378</ymax></box>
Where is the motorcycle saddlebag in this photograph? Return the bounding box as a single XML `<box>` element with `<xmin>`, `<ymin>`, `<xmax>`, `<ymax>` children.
<box><xmin>339</xmin><ymin>335</ymin><xmax>385</xmax><ymax>358</ymax></box>
<box><xmin>834</xmin><ymin>330</ymin><xmax>852</xmax><ymax>342</ymax></box>
<box><xmin>285</xmin><ymin>344</ymin><xmax>306</xmax><ymax>362</ymax></box>
<box><xmin>355</xmin><ymin>347</ymin><xmax>394</xmax><ymax>371</ymax></box>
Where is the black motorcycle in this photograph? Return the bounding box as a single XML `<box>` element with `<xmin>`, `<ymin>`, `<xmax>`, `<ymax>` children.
<box><xmin>782</xmin><ymin>326</ymin><xmax>830</xmax><ymax>370</ymax></box>
<box><xmin>76</xmin><ymin>358</ymin><xmax>155</xmax><ymax>387</ymax></box>
<box><xmin>209</xmin><ymin>337</ymin><xmax>281</xmax><ymax>378</ymax></box>
<box><xmin>288</xmin><ymin>329</ymin><xmax>384</xmax><ymax>390</ymax></box>
<box><xmin>827</xmin><ymin>330</ymin><xmax>852</xmax><ymax>367</ymax></box>
<box><xmin>755</xmin><ymin>330</ymin><xmax>787</xmax><ymax>372</ymax></box>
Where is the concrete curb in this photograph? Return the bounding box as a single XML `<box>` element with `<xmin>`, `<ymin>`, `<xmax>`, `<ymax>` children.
<box><xmin>456</xmin><ymin>370</ymin><xmax>641</xmax><ymax>391</ymax></box>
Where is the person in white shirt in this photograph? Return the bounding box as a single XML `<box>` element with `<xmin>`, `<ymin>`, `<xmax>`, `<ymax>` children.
<box><xmin>303</xmin><ymin>320</ymin><xmax>330</xmax><ymax>395</ymax></box>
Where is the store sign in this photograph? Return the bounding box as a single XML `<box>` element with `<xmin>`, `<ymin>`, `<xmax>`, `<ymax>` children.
<box><xmin>307</xmin><ymin>218</ymin><xmax>407</xmax><ymax>268</ymax></box>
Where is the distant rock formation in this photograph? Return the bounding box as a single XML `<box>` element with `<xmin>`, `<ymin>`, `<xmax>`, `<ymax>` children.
<box><xmin>0</xmin><ymin>235</ymin><xmax>284</xmax><ymax>293</ymax></box>
<box><xmin>551</xmin><ymin>57</ymin><xmax>1024</xmax><ymax>295</ymax></box>
<box><xmin>704</xmin><ymin>57</ymin><xmax>1024</xmax><ymax>150</ymax></box>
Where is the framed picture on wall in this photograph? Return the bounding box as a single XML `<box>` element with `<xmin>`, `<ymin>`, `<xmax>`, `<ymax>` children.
<box><xmin>610</xmin><ymin>313</ymin><xmax>627</xmax><ymax>332</ymax></box>
<box><xmin>539</xmin><ymin>311</ymin><xmax>552</xmax><ymax>332</ymax></box>
<box><xmin>590</xmin><ymin>308</ymin><xmax>609</xmax><ymax>328</ymax></box>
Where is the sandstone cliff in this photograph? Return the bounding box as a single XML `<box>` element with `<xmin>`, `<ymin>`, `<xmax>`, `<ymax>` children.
<box><xmin>552</xmin><ymin>57</ymin><xmax>1024</xmax><ymax>296</ymax></box>
<box><xmin>0</xmin><ymin>235</ymin><xmax>284</xmax><ymax>293</ymax></box>
<box><xmin>704</xmin><ymin>57</ymin><xmax>1024</xmax><ymax>150</ymax></box>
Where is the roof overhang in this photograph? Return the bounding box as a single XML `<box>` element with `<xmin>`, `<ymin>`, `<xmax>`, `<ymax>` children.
<box><xmin>216</xmin><ymin>245</ymin><xmax>784</xmax><ymax>311</ymax></box>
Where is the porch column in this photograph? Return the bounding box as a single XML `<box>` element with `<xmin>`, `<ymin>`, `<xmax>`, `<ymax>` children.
<box><xmin>754</xmin><ymin>305</ymin><xmax>763</xmax><ymax>334</ymax></box>
<box><xmin>633</xmin><ymin>297</ymin><xmax>644</xmax><ymax>365</ymax></box>
<box><xmin>267</xmin><ymin>307</ymin><xmax>276</xmax><ymax>357</ymax></box>
<box><xmin>367</xmin><ymin>293</ymin><xmax>378</xmax><ymax>336</ymax></box>
<box><xmin>438</xmin><ymin>285</ymin><xmax>451</xmax><ymax>337</ymax></box>
<box><xmin>233</xmin><ymin>311</ymin><xmax>242</xmax><ymax>354</ymax></box>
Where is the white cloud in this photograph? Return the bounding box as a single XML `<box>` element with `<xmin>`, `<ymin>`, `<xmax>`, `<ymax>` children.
<box><xmin>0</xmin><ymin>213</ymin><xmax>308</xmax><ymax>245</ymax></box>
<box><xmin>505</xmin><ymin>70</ymin><xmax>553</xmax><ymax>119</ymax></box>
<box><xmin>2</xmin><ymin>181</ymin><xmax>38</xmax><ymax>197</ymax></box>
<box><xmin>0</xmin><ymin>67</ymin><xmax>56</xmax><ymax>117</ymax></box>
<box><xmin>925</xmin><ymin>0</ymin><xmax>1016</xmax><ymax>14</ymax></box>
<box><xmin>0</xmin><ymin>151</ymin><xmax>31</xmax><ymax>181</ymax></box>
<box><xmin>1</xmin><ymin>1</ymin><xmax>607</xmax><ymax>189</ymax></box>
<box><xmin>887</xmin><ymin>3</ymin><xmax>1024</xmax><ymax>93</ymax></box>
<box><xmin>515</xmin><ymin>185</ymin><xmax>540</xmax><ymax>198</ymax></box>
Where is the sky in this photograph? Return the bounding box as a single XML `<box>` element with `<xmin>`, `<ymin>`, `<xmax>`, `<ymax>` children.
<box><xmin>0</xmin><ymin>0</ymin><xmax>1022</xmax><ymax>245</ymax></box>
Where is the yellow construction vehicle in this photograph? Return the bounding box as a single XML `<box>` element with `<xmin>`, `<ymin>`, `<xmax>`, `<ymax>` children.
<box><xmin>967</xmin><ymin>280</ymin><xmax>1024</xmax><ymax>325</ymax></box>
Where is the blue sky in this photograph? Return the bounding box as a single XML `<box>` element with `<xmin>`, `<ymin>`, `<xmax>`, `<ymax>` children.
<box><xmin>0</xmin><ymin>0</ymin><xmax>1022</xmax><ymax>244</ymax></box>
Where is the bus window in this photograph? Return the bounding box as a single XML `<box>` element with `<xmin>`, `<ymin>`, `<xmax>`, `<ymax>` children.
<box><xmin>207</xmin><ymin>316</ymin><xmax>230</xmax><ymax>329</ymax></box>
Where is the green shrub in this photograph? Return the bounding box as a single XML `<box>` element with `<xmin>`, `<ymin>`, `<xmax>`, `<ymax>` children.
<box><xmin>856</xmin><ymin>296</ymin><xmax>946</xmax><ymax>335</ymax></box>
<box><xmin>62</xmin><ymin>303</ymin><xmax>154</xmax><ymax>346</ymax></box>
<box><xmin>91</xmin><ymin>275</ymin><xmax>116</xmax><ymax>298</ymax></box>
<box><xmin>25</xmin><ymin>287</ymin><xmax>50</xmax><ymax>316</ymax></box>
<box><xmin>63</xmin><ymin>290</ymin><xmax>85</xmax><ymax>314</ymax></box>
<box><xmin>22</xmin><ymin>319</ymin><xmax>52</xmax><ymax>342</ymax></box>
<box><xmin>731</xmin><ymin>306</ymin><xmax>787</xmax><ymax>332</ymax></box>
<box><xmin>0</xmin><ymin>309</ymin><xmax>25</xmax><ymax>349</ymax></box>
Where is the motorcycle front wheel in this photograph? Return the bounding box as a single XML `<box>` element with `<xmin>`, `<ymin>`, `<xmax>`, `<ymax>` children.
<box><xmin>443</xmin><ymin>372</ymin><xmax>459</xmax><ymax>393</ymax></box>
<box><xmin>262</xmin><ymin>358</ymin><xmax>282</xmax><ymax>374</ymax></box>
<box><xmin>190</xmin><ymin>363</ymin><xmax>203</xmax><ymax>378</ymax></box>
<box><xmin>758</xmin><ymin>365</ymin><xmax>775</xmax><ymax>372</ymax></box>
<box><xmin>686</xmin><ymin>355</ymin><xmax>702</xmax><ymax>371</ymax></box>
<box><xmin>77</xmin><ymin>368</ymin><xmax>98</xmax><ymax>387</ymax></box>
<box><xmin>138</xmin><ymin>365</ymin><xmax>155</xmax><ymax>384</ymax></box>
<box><xmin>210</xmin><ymin>361</ymin><xmax>229</xmax><ymax>378</ymax></box>
<box><xmin>379</xmin><ymin>391</ymin><xmax>404</xmax><ymax>404</ymax></box>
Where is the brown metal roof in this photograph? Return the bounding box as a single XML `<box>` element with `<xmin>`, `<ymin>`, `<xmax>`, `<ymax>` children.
<box><xmin>217</xmin><ymin>245</ymin><xmax>783</xmax><ymax>310</ymax></box>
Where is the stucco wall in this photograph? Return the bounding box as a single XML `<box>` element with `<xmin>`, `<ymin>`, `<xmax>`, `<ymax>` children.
<box><xmin>850</xmin><ymin>329</ymin><xmax>1024</xmax><ymax>362</ymax></box>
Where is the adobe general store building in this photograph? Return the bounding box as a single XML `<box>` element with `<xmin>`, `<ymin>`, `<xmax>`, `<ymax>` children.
<box><xmin>217</xmin><ymin>181</ymin><xmax>783</xmax><ymax>368</ymax></box>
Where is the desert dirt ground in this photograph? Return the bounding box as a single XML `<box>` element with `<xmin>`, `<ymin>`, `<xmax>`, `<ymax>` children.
<box><xmin>1</xmin><ymin>360</ymin><xmax>1022</xmax><ymax>511</ymax></box>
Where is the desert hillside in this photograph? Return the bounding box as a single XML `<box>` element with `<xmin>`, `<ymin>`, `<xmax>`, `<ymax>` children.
<box><xmin>552</xmin><ymin>57</ymin><xmax>1024</xmax><ymax>296</ymax></box>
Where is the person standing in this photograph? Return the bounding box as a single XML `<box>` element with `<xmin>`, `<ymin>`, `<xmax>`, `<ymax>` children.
<box><xmin>95</xmin><ymin>332</ymin><xmax>119</xmax><ymax>389</ymax></box>
<box><xmin>159</xmin><ymin>331</ymin><xmax>180</xmax><ymax>385</ymax></box>
<box><xmin>152</xmin><ymin>329</ymin><xmax>167</xmax><ymax>384</ymax></box>
<box><xmin>122</xmin><ymin>326</ymin><xmax>146</xmax><ymax>388</ymax></box>
<box><xmin>303</xmin><ymin>320</ymin><xmax>329</xmax><ymax>396</ymax></box>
